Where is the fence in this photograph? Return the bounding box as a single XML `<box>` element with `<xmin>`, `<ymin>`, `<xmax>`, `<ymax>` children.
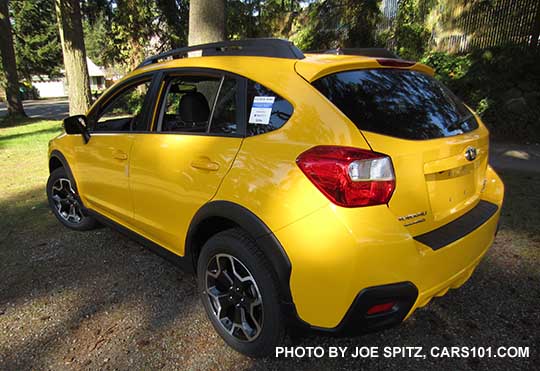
<box><xmin>378</xmin><ymin>0</ymin><xmax>540</xmax><ymax>53</ymax></box>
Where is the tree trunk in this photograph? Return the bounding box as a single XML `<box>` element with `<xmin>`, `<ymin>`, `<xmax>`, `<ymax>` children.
<box><xmin>530</xmin><ymin>1</ymin><xmax>540</xmax><ymax>50</ymax></box>
<box><xmin>188</xmin><ymin>0</ymin><xmax>226</xmax><ymax>46</ymax></box>
<box><xmin>55</xmin><ymin>0</ymin><xmax>92</xmax><ymax>115</ymax></box>
<box><xmin>0</xmin><ymin>0</ymin><xmax>26</xmax><ymax>117</ymax></box>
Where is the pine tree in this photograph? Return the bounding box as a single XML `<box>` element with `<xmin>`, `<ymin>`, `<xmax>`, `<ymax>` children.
<box><xmin>10</xmin><ymin>0</ymin><xmax>62</xmax><ymax>80</ymax></box>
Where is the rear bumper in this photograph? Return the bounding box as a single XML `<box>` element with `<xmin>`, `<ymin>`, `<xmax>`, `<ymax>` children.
<box><xmin>275</xmin><ymin>165</ymin><xmax>504</xmax><ymax>331</ymax></box>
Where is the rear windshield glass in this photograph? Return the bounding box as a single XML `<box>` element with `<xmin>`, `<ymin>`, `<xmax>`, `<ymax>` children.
<box><xmin>312</xmin><ymin>69</ymin><xmax>478</xmax><ymax>140</ymax></box>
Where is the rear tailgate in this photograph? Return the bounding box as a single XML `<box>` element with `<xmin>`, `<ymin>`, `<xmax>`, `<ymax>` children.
<box><xmin>309</xmin><ymin>64</ymin><xmax>489</xmax><ymax>235</ymax></box>
<box><xmin>361</xmin><ymin>128</ymin><xmax>489</xmax><ymax>235</ymax></box>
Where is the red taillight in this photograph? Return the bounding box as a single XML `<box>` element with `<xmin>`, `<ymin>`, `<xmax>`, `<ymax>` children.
<box><xmin>366</xmin><ymin>301</ymin><xmax>396</xmax><ymax>315</ymax></box>
<box><xmin>296</xmin><ymin>146</ymin><xmax>395</xmax><ymax>208</ymax></box>
<box><xmin>376</xmin><ymin>58</ymin><xmax>415</xmax><ymax>68</ymax></box>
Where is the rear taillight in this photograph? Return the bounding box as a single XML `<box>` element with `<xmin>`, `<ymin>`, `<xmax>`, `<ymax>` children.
<box><xmin>296</xmin><ymin>146</ymin><xmax>395</xmax><ymax>207</ymax></box>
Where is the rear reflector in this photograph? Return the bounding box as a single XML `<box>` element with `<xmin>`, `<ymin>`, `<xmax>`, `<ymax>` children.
<box><xmin>296</xmin><ymin>146</ymin><xmax>395</xmax><ymax>207</ymax></box>
<box><xmin>367</xmin><ymin>301</ymin><xmax>396</xmax><ymax>315</ymax></box>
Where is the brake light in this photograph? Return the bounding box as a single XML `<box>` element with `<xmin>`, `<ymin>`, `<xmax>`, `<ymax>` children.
<box><xmin>296</xmin><ymin>146</ymin><xmax>395</xmax><ymax>207</ymax></box>
<box><xmin>376</xmin><ymin>58</ymin><xmax>415</xmax><ymax>68</ymax></box>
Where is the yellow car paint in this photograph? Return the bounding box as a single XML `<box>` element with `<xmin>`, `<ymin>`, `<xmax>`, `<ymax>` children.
<box><xmin>48</xmin><ymin>51</ymin><xmax>504</xmax><ymax>330</ymax></box>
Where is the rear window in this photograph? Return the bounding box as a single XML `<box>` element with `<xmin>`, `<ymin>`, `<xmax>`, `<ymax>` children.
<box><xmin>312</xmin><ymin>69</ymin><xmax>478</xmax><ymax>140</ymax></box>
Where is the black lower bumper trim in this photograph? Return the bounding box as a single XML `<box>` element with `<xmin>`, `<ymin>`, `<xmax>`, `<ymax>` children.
<box><xmin>414</xmin><ymin>200</ymin><xmax>498</xmax><ymax>250</ymax></box>
<box><xmin>290</xmin><ymin>282</ymin><xmax>418</xmax><ymax>336</ymax></box>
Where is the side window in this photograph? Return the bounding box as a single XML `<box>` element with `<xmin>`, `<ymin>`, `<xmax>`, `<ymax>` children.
<box><xmin>93</xmin><ymin>79</ymin><xmax>151</xmax><ymax>132</ymax></box>
<box><xmin>246</xmin><ymin>80</ymin><xmax>293</xmax><ymax>136</ymax></box>
<box><xmin>158</xmin><ymin>75</ymin><xmax>221</xmax><ymax>133</ymax></box>
<box><xmin>209</xmin><ymin>77</ymin><xmax>238</xmax><ymax>135</ymax></box>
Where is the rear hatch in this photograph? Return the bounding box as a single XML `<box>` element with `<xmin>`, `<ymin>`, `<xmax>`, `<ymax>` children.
<box><xmin>311</xmin><ymin>66</ymin><xmax>489</xmax><ymax>235</ymax></box>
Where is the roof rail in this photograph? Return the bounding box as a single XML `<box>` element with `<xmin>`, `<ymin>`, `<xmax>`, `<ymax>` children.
<box><xmin>310</xmin><ymin>48</ymin><xmax>399</xmax><ymax>59</ymax></box>
<box><xmin>137</xmin><ymin>38</ymin><xmax>305</xmax><ymax>69</ymax></box>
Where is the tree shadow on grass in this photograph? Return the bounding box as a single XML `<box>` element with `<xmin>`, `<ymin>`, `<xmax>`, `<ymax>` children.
<box><xmin>0</xmin><ymin>126</ymin><xmax>62</xmax><ymax>147</ymax></box>
<box><xmin>0</xmin><ymin>116</ymin><xmax>44</xmax><ymax>129</ymax></box>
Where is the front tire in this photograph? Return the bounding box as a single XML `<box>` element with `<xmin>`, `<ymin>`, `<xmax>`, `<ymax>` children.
<box><xmin>46</xmin><ymin>167</ymin><xmax>97</xmax><ymax>231</ymax></box>
<box><xmin>197</xmin><ymin>228</ymin><xmax>285</xmax><ymax>357</ymax></box>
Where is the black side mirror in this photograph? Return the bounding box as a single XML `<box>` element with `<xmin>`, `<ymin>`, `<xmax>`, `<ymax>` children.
<box><xmin>63</xmin><ymin>115</ymin><xmax>91</xmax><ymax>144</ymax></box>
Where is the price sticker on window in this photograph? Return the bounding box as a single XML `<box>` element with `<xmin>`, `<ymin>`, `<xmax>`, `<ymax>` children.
<box><xmin>249</xmin><ymin>96</ymin><xmax>275</xmax><ymax>125</ymax></box>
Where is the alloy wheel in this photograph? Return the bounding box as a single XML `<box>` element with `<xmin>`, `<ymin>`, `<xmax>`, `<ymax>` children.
<box><xmin>51</xmin><ymin>178</ymin><xmax>83</xmax><ymax>224</ymax></box>
<box><xmin>204</xmin><ymin>253</ymin><xmax>264</xmax><ymax>342</ymax></box>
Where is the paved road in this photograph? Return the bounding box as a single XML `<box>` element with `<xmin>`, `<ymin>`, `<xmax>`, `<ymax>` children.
<box><xmin>0</xmin><ymin>99</ymin><xmax>69</xmax><ymax>120</ymax></box>
<box><xmin>489</xmin><ymin>143</ymin><xmax>540</xmax><ymax>173</ymax></box>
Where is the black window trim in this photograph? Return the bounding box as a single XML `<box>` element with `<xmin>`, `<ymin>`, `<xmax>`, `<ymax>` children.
<box><xmin>87</xmin><ymin>71</ymin><xmax>160</xmax><ymax>134</ymax></box>
<box><xmin>152</xmin><ymin>67</ymin><xmax>247</xmax><ymax>138</ymax></box>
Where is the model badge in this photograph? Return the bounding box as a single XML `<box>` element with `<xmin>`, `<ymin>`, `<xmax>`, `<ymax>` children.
<box><xmin>398</xmin><ymin>211</ymin><xmax>427</xmax><ymax>226</ymax></box>
<box><xmin>465</xmin><ymin>146</ymin><xmax>477</xmax><ymax>161</ymax></box>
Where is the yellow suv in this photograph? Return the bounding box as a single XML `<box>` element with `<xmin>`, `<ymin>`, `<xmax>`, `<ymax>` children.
<box><xmin>47</xmin><ymin>39</ymin><xmax>504</xmax><ymax>357</ymax></box>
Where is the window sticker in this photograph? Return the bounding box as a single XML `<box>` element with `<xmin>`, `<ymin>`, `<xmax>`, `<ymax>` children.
<box><xmin>248</xmin><ymin>96</ymin><xmax>275</xmax><ymax>125</ymax></box>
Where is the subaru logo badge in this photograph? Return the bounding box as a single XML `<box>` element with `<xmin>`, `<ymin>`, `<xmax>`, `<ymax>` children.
<box><xmin>465</xmin><ymin>146</ymin><xmax>477</xmax><ymax>161</ymax></box>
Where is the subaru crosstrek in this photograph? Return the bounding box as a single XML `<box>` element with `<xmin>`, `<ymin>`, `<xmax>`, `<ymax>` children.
<box><xmin>47</xmin><ymin>39</ymin><xmax>504</xmax><ymax>357</ymax></box>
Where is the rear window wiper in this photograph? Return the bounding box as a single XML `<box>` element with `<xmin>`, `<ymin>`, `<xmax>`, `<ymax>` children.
<box><xmin>447</xmin><ymin>114</ymin><xmax>475</xmax><ymax>132</ymax></box>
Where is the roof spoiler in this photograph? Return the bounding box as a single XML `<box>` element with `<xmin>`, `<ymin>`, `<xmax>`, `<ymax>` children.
<box><xmin>137</xmin><ymin>38</ymin><xmax>305</xmax><ymax>69</ymax></box>
<box><xmin>309</xmin><ymin>48</ymin><xmax>399</xmax><ymax>59</ymax></box>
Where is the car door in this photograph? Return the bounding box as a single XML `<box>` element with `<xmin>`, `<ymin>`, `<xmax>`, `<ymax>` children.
<box><xmin>74</xmin><ymin>75</ymin><xmax>157</xmax><ymax>223</ymax></box>
<box><xmin>129</xmin><ymin>70</ymin><xmax>245</xmax><ymax>255</ymax></box>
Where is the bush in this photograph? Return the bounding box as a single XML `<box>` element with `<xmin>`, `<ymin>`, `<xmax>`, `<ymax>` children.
<box><xmin>422</xmin><ymin>48</ymin><xmax>540</xmax><ymax>143</ymax></box>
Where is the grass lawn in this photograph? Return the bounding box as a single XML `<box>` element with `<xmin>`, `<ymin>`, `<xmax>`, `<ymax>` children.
<box><xmin>0</xmin><ymin>118</ymin><xmax>63</xmax><ymax>239</ymax></box>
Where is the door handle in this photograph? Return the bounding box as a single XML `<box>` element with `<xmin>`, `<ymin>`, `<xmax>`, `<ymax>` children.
<box><xmin>191</xmin><ymin>158</ymin><xmax>220</xmax><ymax>171</ymax></box>
<box><xmin>112</xmin><ymin>149</ymin><xmax>128</xmax><ymax>160</ymax></box>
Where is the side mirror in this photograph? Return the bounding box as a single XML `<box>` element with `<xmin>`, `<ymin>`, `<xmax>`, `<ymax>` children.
<box><xmin>63</xmin><ymin>115</ymin><xmax>91</xmax><ymax>144</ymax></box>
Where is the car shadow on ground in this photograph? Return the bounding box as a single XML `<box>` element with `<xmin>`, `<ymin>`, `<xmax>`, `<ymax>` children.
<box><xmin>0</xmin><ymin>169</ymin><xmax>538</xmax><ymax>370</ymax></box>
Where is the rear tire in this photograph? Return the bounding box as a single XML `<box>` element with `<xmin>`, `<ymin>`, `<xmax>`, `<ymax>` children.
<box><xmin>197</xmin><ymin>228</ymin><xmax>286</xmax><ymax>357</ymax></box>
<box><xmin>46</xmin><ymin>167</ymin><xmax>97</xmax><ymax>231</ymax></box>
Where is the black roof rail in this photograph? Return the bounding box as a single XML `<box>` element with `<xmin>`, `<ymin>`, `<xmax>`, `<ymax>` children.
<box><xmin>309</xmin><ymin>48</ymin><xmax>399</xmax><ymax>59</ymax></box>
<box><xmin>137</xmin><ymin>38</ymin><xmax>305</xmax><ymax>69</ymax></box>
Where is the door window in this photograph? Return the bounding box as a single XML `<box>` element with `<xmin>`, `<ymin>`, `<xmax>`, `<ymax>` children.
<box><xmin>209</xmin><ymin>77</ymin><xmax>239</xmax><ymax>135</ymax></box>
<box><xmin>93</xmin><ymin>79</ymin><xmax>151</xmax><ymax>132</ymax></box>
<box><xmin>158</xmin><ymin>76</ymin><xmax>220</xmax><ymax>133</ymax></box>
<box><xmin>157</xmin><ymin>74</ymin><xmax>239</xmax><ymax>135</ymax></box>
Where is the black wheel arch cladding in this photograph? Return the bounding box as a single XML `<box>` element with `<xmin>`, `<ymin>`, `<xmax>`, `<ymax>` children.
<box><xmin>185</xmin><ymin>200</ymin><xmax>293</xmax><ymax>303</ymax></box>
<box><xmin>49</xmin><ymin>150</ymin><xmax>76</xmax><ymax>186</ymax></box>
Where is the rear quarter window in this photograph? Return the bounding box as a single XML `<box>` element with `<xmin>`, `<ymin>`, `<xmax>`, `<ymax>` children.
<box><xmin>246</xmin><ymin>80</ymin><xmax>293</xmax><ymax>136</ymax></box>
<box><xmin>312</xmin><ymin>69</ymin><xmax>478</xmax><ymax>140</ymax></box>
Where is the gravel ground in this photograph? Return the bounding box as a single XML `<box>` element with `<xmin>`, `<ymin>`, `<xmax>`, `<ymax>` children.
<box><xmin>0</xmin><ymin>170</ymin><xmax>538</xmax><ymax>370</ymax></box>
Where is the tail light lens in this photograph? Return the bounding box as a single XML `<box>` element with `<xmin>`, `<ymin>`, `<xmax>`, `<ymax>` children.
<box><xmin>296</xmin><ymin>146</ymin><xmax>395</xmax><ymax>207</ymax></box>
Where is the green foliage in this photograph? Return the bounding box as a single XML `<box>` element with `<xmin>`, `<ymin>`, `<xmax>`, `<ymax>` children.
<box><xmin>82</xmin><ymin>0</ymin><xmax>189</xmax><ymax>71</ymax></box>
<box><xmin>83</xmin><ymin>13</ymin><xmax>111</xmax><ymax>68</ymax></box>
<box><xmin>227</xmin><ymin>0</ymin><xmax>303</xmax><ymax>40</ymax></box>
<box><xmin>290</xmin><ymin>0</ymin><xmax>382</xmax><ymax>51</ymax></box>
<box><xmin>393</xmin><ymin>0</ymin><xmax>431</xmax><ymax>60</ymax></box>
<box><xmin>421</xmin><ymin>51</ymin><xmax>471</xmax><ymax>83</ymax></box>
<box><xmin>424</xmin><ymin>47</ymin><xmax>540</xmax><ymax>142</ymax></box>
<box><xmin>9</xmin><ymin>0</ymin><xmax>62</xmax><ymax>79</ymax></box>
